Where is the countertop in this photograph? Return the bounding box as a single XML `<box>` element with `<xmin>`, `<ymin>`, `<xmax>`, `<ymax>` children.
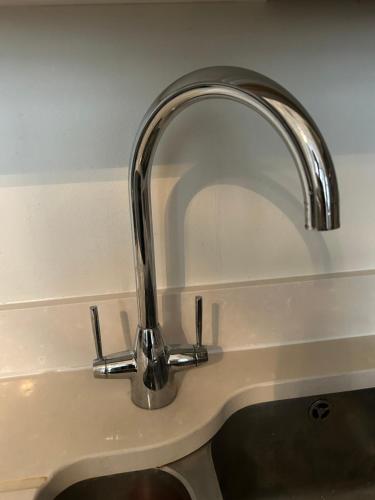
<box><xmin>2</xmin><ymin>334</ymin><xmax>375</xmax><ymax>499</ymax></box>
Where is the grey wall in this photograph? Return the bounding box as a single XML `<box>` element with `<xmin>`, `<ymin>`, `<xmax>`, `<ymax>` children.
<box><xmin>0</xmin><ymin>1</ymin><xmax>374</xmax><ymax>303</ymax></box>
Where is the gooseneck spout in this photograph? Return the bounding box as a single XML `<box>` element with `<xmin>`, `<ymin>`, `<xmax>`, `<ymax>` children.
<box><xmin>90</xmin><ymin>67</ymin><xmax>340</xmax><ymax>410</ymax></box>
<box><xmin>130</xmin><ymin>66</ymin><xmax>340</xmax><ymax>333</ymax></box>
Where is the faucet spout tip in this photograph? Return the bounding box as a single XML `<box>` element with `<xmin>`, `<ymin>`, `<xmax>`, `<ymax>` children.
<box><xmin>313</xmin><ymin>205</ymin><xmax>340</xmax><ymax>232</ymax></box>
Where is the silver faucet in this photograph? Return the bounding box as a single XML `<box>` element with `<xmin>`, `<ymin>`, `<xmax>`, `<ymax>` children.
<box><xmin>90</xmin><ymin>66</ymin><xmax>340</xmax><ymax>410</ymax></box>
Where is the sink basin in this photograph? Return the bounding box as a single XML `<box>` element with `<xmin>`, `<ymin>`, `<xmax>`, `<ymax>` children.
<box><xmin>39</xmin><ymin>387</ymin><xmax>375</xmax><ymax>500</ymax></box>
<box><xmin>212</xmin><ymin>387</ymin><xmax>375</xmax><ymax>499</ymax></box>
<box><xmin>54</xmin><ymin>468</ymin><xmax>192</xmax><ymax>500</ymax></box>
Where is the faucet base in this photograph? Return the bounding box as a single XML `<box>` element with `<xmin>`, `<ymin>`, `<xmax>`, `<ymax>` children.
<box><xmin>131</xmin><ymin>373</ymin><xmax>178</xmax><ymax>410</ymax></box>
<box><xmin>90</xmin><ymin>302</ymin><xmax>208</xmax><ymax>410</ymax></box>
<box><xmin>131</xmin><ymin>325</ymin><xmax>178</xmax><ymax>410</ymax></box>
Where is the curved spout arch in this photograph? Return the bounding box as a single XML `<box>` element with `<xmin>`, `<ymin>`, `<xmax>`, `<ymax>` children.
<box><xmin>129</xmin><ymin>66</ymin><xmax>340</xmax><ymax>329</ymax></box>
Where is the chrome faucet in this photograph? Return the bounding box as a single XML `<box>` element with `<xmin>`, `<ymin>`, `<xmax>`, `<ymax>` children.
<box><xmin>90</xmin><ymin>67</ymin><xmax>340</xmax><ymax>410</ymax></box>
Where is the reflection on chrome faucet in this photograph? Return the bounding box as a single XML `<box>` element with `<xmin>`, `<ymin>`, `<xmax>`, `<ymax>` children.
<box><xmin>90</xmin><ymin>66</ymin><xmax>340</xmax><ymax>410</ymax></box>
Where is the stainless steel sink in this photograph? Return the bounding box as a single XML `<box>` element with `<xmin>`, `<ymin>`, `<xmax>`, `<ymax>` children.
<box><xmin>211</xmin><ymin>387</ymin><xmax>375</xmax><ymax>499</ymax></box>
<box><xmin>54</xmin><ymin>468</ymin><xmax>192</xmax><ymax>500</ymax></box>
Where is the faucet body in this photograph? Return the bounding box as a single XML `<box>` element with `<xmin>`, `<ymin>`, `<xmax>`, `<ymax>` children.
<box><xmin>91</xmin><ymin>67</ymin><xmax>340</xmax><ymax>410</ymax></box>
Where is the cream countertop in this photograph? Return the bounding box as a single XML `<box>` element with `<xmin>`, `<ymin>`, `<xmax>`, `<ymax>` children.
<box><xmin>2</xmin><ymin>334</ymin><xmax>375</xmax><ymax>499</ymax></box>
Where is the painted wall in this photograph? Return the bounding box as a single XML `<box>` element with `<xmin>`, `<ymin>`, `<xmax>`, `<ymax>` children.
<box><xmin>0</xmin><ymin>1</ymin><xmax>374</xmax><ymax>304</ymax></box>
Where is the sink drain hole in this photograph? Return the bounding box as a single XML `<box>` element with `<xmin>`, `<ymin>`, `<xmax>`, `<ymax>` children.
<box><xmin>309</xmin><ymin>399</ymin><xmax>330</xmax><ymax>421</ymax></box>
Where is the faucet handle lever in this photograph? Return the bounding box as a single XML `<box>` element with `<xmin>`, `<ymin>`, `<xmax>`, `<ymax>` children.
<box><xmin>90</xmin><ymin>305</ymin><xmax>104</xmax><ymax>360</ymax></box>
<box><xmin>195</xmin><ymin>295</ymin><xmax>203</xmax><ymax>347</ymax></box>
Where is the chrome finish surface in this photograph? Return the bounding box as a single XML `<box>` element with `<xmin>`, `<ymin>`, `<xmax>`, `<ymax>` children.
<box><xmin>90</xmin><ymin>306</ymin><xmax>103</xmax><ymax>361</ymax></box>
<box><xmin>90</xmin><ymin>305</ymin><xmax>137</xmax><ymax>379</ymax></box>
<box><xmin>212</xmin><ymin>387</ymin><xmax>375</xmax><ymax>499</ymax></box>
<box><xmin>131</xmin><ymin>324</ymin><xmax>177</xmax><ymax>409</ymax></box>
<box><xmin>125</xmin><ymin>66</ymin><xmax>339</xmax><ymax>409</ymax></box>
<box><xmin>90</xmin><ymin>295</ymin><xmax>207</xmax><ymax>409</ymax></box>
<box><xmin>92</xmin><ymin>66</ymin><xmax>340</xmax><ymax>410</ymax></box>
<box><xmin>195</xmin><ymin>295</ymin><xmax>203</xmax><ymax>347</ymax></box>
<box><xmin>129</xmin><ymin>66</ymin><xmax>340</xmax><ymax>334</ymax></box>
<box><xmin>54</xmin><ymin>468</ymin><xmax>192</xmax><ymax>500</ymax></box>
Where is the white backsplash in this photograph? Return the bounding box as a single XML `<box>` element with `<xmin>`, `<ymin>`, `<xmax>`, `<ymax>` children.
<box><xmin>0</xmin><ymin>2</ymin><xmax>374</xmax><ymax>375</ymax></box>
<box><xmin>1</xmin><ymin>271</ymin><xmax>375</xmax><ymax>377</ymax></box>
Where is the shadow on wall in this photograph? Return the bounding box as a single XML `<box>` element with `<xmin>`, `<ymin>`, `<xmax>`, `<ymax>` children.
<box><xmin>158</xmin><ymin>101</ymin><xmax>332</xmax><ymax>348</ymax></box>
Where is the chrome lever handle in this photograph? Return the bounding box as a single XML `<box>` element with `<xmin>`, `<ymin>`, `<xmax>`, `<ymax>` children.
<box><xmin>90</xmin><ymin>305</ymin><xmax>103</xmax><ymax>360</ymax></box>
<box><xmin>195</xmin><ymin>295</ymin><xmax>203</xmax><ymax>347</ymax></box>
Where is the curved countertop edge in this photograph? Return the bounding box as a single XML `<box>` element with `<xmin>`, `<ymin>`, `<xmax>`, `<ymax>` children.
<box><xmin>34</xmin><ymin>372</ymin><xmax>375</xmax><ymax>499</ymax></box>
<box><xmin>2</xmin><ymin>334</ymin><xmax>375</xmax><ymax>499</ymax></box>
